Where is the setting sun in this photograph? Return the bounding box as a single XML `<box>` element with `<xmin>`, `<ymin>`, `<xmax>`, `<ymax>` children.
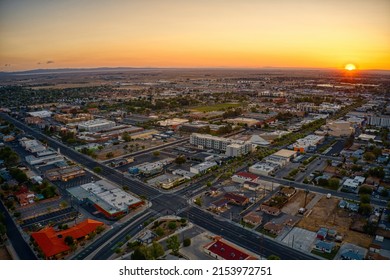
<box><xmin>345</xmin><ymin>63</ymin><xmax>357</xmax><ymax>71</ymax></box>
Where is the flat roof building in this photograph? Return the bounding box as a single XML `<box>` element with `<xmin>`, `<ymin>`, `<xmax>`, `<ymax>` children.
<box><xmin>67</xmin><ymin>180</ymin><xmax>143</xmax><ymax>218</ymax></box>
<box><xmin>190</xmin><ymin>161</ymin><xmax>218</xmax><ymax>174</ymax></box>
<box><xmin>249</xmin><ymin>162</ymin><xmax>279</xmax><ymax>176</ymax></box>
<box><xmin>78</xmin><ymin>119</ymin><xmax>116</xmax><ymax>132</ymax></box>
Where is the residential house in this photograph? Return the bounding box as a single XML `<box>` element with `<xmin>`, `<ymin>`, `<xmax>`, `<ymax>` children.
<box><xmin>259</xmin><ymin>204</ymin><xmax>281</xmax><ymax>216</ymax></box>
<box><xmin>224</xmin><ymin>193</ymin><xmax>249</xmax><ymax>206</ymax></box>
<box><xmin>243</xmin><ymin>212</ymin><xmax>262</xmax><ymax>226</ymax></box>
<box><xmin>314</xmin><ymin>240</ymin><xmax>335</xmax><ymax>253</ymax></box>
<box><xmin>263</xmin><ymin>222</ymin><xmax>284</xmax><ymax>235</ymax></box>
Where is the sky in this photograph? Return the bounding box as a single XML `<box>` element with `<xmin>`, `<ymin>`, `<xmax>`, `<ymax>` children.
<box><xmin>0</xmin><ymin>0</ymin><xmax>389</xmax><ymax>71</ymax></box>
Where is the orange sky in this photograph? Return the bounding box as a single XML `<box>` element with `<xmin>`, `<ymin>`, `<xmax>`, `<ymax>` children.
<box><xmin>1</xmin><ymin>0</ymin><xmax>389</xmax><ymax>71</ymax></box>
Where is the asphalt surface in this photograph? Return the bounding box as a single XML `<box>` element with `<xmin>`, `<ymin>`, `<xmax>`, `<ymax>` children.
<box><xmin>0</xmin><ymin>200</ymin><xmax>37</xmax><ymax>260</ymax></box>
<box><xmin>1</xmin><ymin>113</ymin><xmax>369</xmax><ymax>260</ymax></box>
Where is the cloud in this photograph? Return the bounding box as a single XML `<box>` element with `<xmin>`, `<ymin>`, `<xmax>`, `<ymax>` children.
<box><xmin>46</xmin><ymin>60</ymin><xmax>54</xmax><ymax>64</ymax></box>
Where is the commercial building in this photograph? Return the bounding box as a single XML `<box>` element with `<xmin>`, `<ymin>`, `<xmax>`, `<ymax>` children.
<box><xmin>190</xmin><ymin>133</ymin><xmax>251</xmax><ymax>157</ymax></box>
<box><xmin>19</xmin><ymin>138</ymin><xmax>47</xmax><ymax>153</ymax></box>
<box><xmin>78</xmin><ymin>119</ymin><xmax>116</xmax><ymax>132</ymax></box>
<box><xmin>231</xmin><ymin>172</ymin><xmax>259</xmax><ymax>184</ymax></box>
<box><xmin>67</xmin><ymin>180</ymin><xmax>143</xmax><ymax>218</ymax></box>
<box><xmin>31</xmin><ymin>219</ymin><xmax>104</xmax><ymax>259</ymax></box>
<box><xmin>367</xmin><ymin>115</ymin><xmax>390</xmax><ymax>128</ymax></box>
<box><xmin>25</xmin><ymin>154</ymin><xmax>64</xmax><ymax>166</ymax></box>
<box><xmin>147</xmin><ymin>174</ymin><xmax>186</xmax><ymax>189</ymax></box>
<box><xmin>132</xmin><ymin>158</ymin><xmax>174</xmax><ymax>176</ymax></box>
<box><xmin>180</xmin><ymin>122</ymin><xmax>210</xmax><ymax>133</ymax></box>
<box><xmin>203</xmin><ymin>236</ymin><xmax>258</xmax><ymax>260</ymax></box>
<box><xmin>292</xmin><ymin>134</ymin><xmax>324</xmax><ymax>152</ymax></box>
<box><xmin>28</xmin><ymin>110</ymin><xmax>52</xmax><ymax>118</ymax></box>
<box><xmin>190</xmin><ymin>161</ymin><xmax>218</xmax><ymax>174</ymax></box>
<box><xmin>54</xmin><ymin>113</ymin><xmax>93</xmax><ymax>124</ymax></box>
<box><xmin>45</xmin><ymin>166</ymin><xmax>86</xmax><ymax>182</ymax></box>
<box><xmin>158</xmin><ymin>118</ymin><xmax>189</xmax><ymax>128</ymax></box>
<box><xmin>225</xmin><ymin>117</ymin><xmax>260</xmax><ymax>127</ymax></box>
<box><xmin>249</xmin><ymin>162</ymin><xmax>279</xmax><ymax>176</ymax></box>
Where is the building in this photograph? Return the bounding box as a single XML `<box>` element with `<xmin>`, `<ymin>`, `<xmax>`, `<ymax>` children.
<box><xmin>243</xmin><ymin>212</ymin><xmax>262</xmax><ymax>226</ymax></box>
<box><xmin>342</xmin><ymin>176</ymin><xmax>365</xmax><ymax>193</ymax></box>
<box><xmin>147</xmin><ymin>174</ymin><xmax>186</xmax><ymax>189</ymax></box>
<box><xmin>259</xmin><ymin>204</ymin><xmax>281</xmax><ymax>216</ymax></box>
<box><xmin>135</xmin><ymin>158</ymin><xmax>174</xmax><ymax>176</ymax></box>
<box><xmin>25</xmin><ymin>154</ymin><xmax>64</xmax><ymax>165</ymax></box>
<box><xmin>225</xmin><ymin>143</ymin><xmax>251</xmax><ymax>157</ymax></box>
<box><xmin>358</xmin><ymin>133</ymin><xmax>377</xmax><ymax>142</ymax></box>
<box><xmin>367</xmin><ymin>115</ymin><xmax>390</xmax><ymax>128</ymax></box>
<box><xmin>190</xmin><ymin>161</ymin><xmax>218</xmax><ymax>174</ymax></box>
<box><xmin>225</xmin><ymin>117</ymin><xmax>260</xmax><ymax>127</ymax></box>
<box><xmin>16</xmin><ymin>191</ymin><xmax>35</xmax><ymax>206</ymax></box>
<box><xmin>263</xmin><ymin>221</ymin><xmax>284</xmax><ymax>235</ymax></box>
<box><xmin>224</xmin><ymin>192</ymin><xmax>249</xmax><ymax>206</ymax></box>
<box><xmin>19</xmin><ymin>138</ymin><xmax>47</xmax><ymax>153</ymax></box>
<box><xmin>31</xmin><ymin>219</ymin><xmax>104</xmax><ymax>259</ymax></box>
<box><xmin>28</xmin><ymin>110</ymin><xmax>52</xmax><ymax>118</ymax></box>
<box><xmin>203</xmin><ymin>236</ymin><xmax>258</xmax><ymax>260</ymax></box>
<box><xmin>189</xmin><ymin>133</ymin><xmax>252</xmax><ymax>157</ymax></box>
<box><xmin>249</xmin><ymin>162</ymin><xmax>279</xmax><ymax>176</ymax></box>
<box><xmin>158</xmin><ymin>118</ymin><xmax>189</xmax><ymax>128</ymax></box>
<box><xmin>78</xmin><ymin>119</ymin><xmax>115</xmax><ymax>132</ymax></box>
<box><xmin>45</xmin><ymin>166</ymin><xmax>86</xmax><ymax>182</ymax></box>
<box><xmin>54</xmin><ymin>113</ymin><xmax>93</xmax><ymax>124</ymax></box>
<box><xmin>180</xmin><ymin>122</ymin><xmax>210</xmax><ymax>133</ymax></box>
<box><xmin>172</xmin><ymin>169</ymin><xmax>196</xmax><ymax>179</ymax></box>
<box><xmin>231</xmin><ymin>172</ymin><xmax>259</xmax><ymax>184</ymax></box>
<box><xmin>293</xmin><ymin>134</ymin><xmax>324</xmax><ymax>152</ymax></box>
<box><xmin>67</xmin><ymin>180</ymin><xmax>143</xmax><ymax>218</ymax></box>
<box><xmin>314</xmin><ymin>240</ymin><xmax>335</xmax><ymax>253</ymax></box>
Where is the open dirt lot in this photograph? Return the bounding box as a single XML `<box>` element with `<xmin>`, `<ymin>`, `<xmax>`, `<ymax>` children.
<box><xmin>297</xmin><ymin>197</ymin><xmax>372</xmax><ymax>248</ymax></box>
<box><xmin>281</xmin><ymin>190</ymin><xmax>315</xmax><ymax>215</ymax></box>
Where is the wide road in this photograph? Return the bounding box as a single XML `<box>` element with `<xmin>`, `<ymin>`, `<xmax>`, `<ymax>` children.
<box><xmin>72</xmin><ymin>210</ymin><xmax>155</xmax><ymax>260</ymax></box>
<box><xmin>1</xmin><ymin>113</ymin><xmax>327</xmax><ymax>259</ymax></box>
<box><xmin>0</xmin><ymin>200</ymin><xmax>37</xmax><ymax>260</ymax></box>
<box><xmin>181</xmin><ymin>207</ymin><xmax>318</xmax><ymax>260</ymax></box>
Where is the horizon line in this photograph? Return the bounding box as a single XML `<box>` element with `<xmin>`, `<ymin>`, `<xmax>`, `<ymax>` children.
<box><xmin>1</xmin><ymin>66</ymin><xmax>390</xmax><ymax>74</ymax></box>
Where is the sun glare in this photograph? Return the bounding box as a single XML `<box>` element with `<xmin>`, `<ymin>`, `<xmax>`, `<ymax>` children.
<box><xmin>345</xmin><ymin>63</ymin><xmax>356</xmax><ymax>71</ymax></box>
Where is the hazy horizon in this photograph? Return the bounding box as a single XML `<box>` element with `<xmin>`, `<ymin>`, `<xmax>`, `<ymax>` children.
<box><xmin>1</xmin><ymin>0</ymin><xmax>389</xmax><ymax>71</ymax></box>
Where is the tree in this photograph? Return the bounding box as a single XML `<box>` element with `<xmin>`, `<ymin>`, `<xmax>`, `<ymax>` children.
<box><xmin>106</xmin><ymin>152</ymin><xmax>114</xmax><ymax>159</ymax></box>
<box><xmin>363</xmin><ymin>152</ymin><xmax>376</xmax><ymax>162</ymax></box>
<box><xmin>152</xmin><ymin>151</ymin><xmax>160</xmax><ymax>157</ymax></box>
<box><xmin>93</xmin><ymin>166</ymin><xmax>102</xmax><ymax>174</ymax></box>
<box><xmin>267</xmin><ymin>255</ymin><xmax>281</xmax><ymax>260</ymax></box>
<box><xmin>149</xmin><ymin>241</ymin><xmax>164</xmax><ymax>259</ymax></box>
<box><xmin>131</xmin><ymin>247</ymin><xmax>147</xmax><ymax>260</ymax></box>
<box><xmin>317</xmin><ymin>178</ymin><xmax>328</xmax><ymax>187</ymax></box>
<box><xmin>183</xmin><ymin>238</ymin><xmax>191</xmax><ymax>247</ymax></box>
<box><xmin>358</xmin><ymin>186</ymin><xmax>372</xmax><ymax>195</ymax></box>
<box><xmin>360</xmin><ymin>194</ymin><xmax>371</xmax><ymax>204</ymax></box>
<box><xmin>168</xmin><ymin>221</ymin><xmax>177</xmax><ymax>230</ymax></box>
<box><xmin>122</xmin><ymin>132</ymin><xmax>132</xmax><ymax>142</ymax></box>
<box><xmin>359</xmin><ymin>204</ymin><xmax>372</xmax><ymax>215</ymax></box>
<box><xmin>167</xmin><ymin>235</ymin><xmax>180</xmax><ymax>255</ymax></box>
<box><xmin>328</xmin><ymin>178</ymin><xmax>340</xmax><ymax>189</ymax></box>
<box><xmin>155</xmin><ymin>227</ymin><xmax>164</xmax><ymax>237</ymax></box>
<box><xmin>380</xmin><ymin>188</ymin><xmax>389</xmax><ymax>197</ymax></box>
<box><xmin>206</xmin><ymin>181</ymin><xmax>212</xmax><ymax>187</ymax></box>
<box><xmin>174</xmin><ymin>156</ymin><xmax>186</xmax><ymax>165</ymax></box>
<box><xmin>64</xmin><ymin>236</ymin><xmax>74</xmax><ymax>246</ymax></box>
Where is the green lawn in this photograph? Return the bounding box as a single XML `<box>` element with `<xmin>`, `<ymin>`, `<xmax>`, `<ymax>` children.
<box><xmin>311</xmin><ymin>246</ymin><xmax>339</xmax><ymax>260</ymax></box>
<box><xmin>191</xmin><ymin>103</ymin><xmax>241</xmax><ymax>112</ymax></box>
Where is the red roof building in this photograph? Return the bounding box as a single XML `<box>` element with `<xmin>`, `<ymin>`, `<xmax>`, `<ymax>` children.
<box><xmin>204</xmin><ymin>236</ymin><xmax>258</xmax><ymax>260</ymax></box>
<box><xmin>224</xmin><ymin>192</ymin><xmax>249</xmax><ymax>206</ymax></box>
<box><xmin>31</xmin><ymin>219</ymin><xmax>104</xmax><ymax>259</ymax></box>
